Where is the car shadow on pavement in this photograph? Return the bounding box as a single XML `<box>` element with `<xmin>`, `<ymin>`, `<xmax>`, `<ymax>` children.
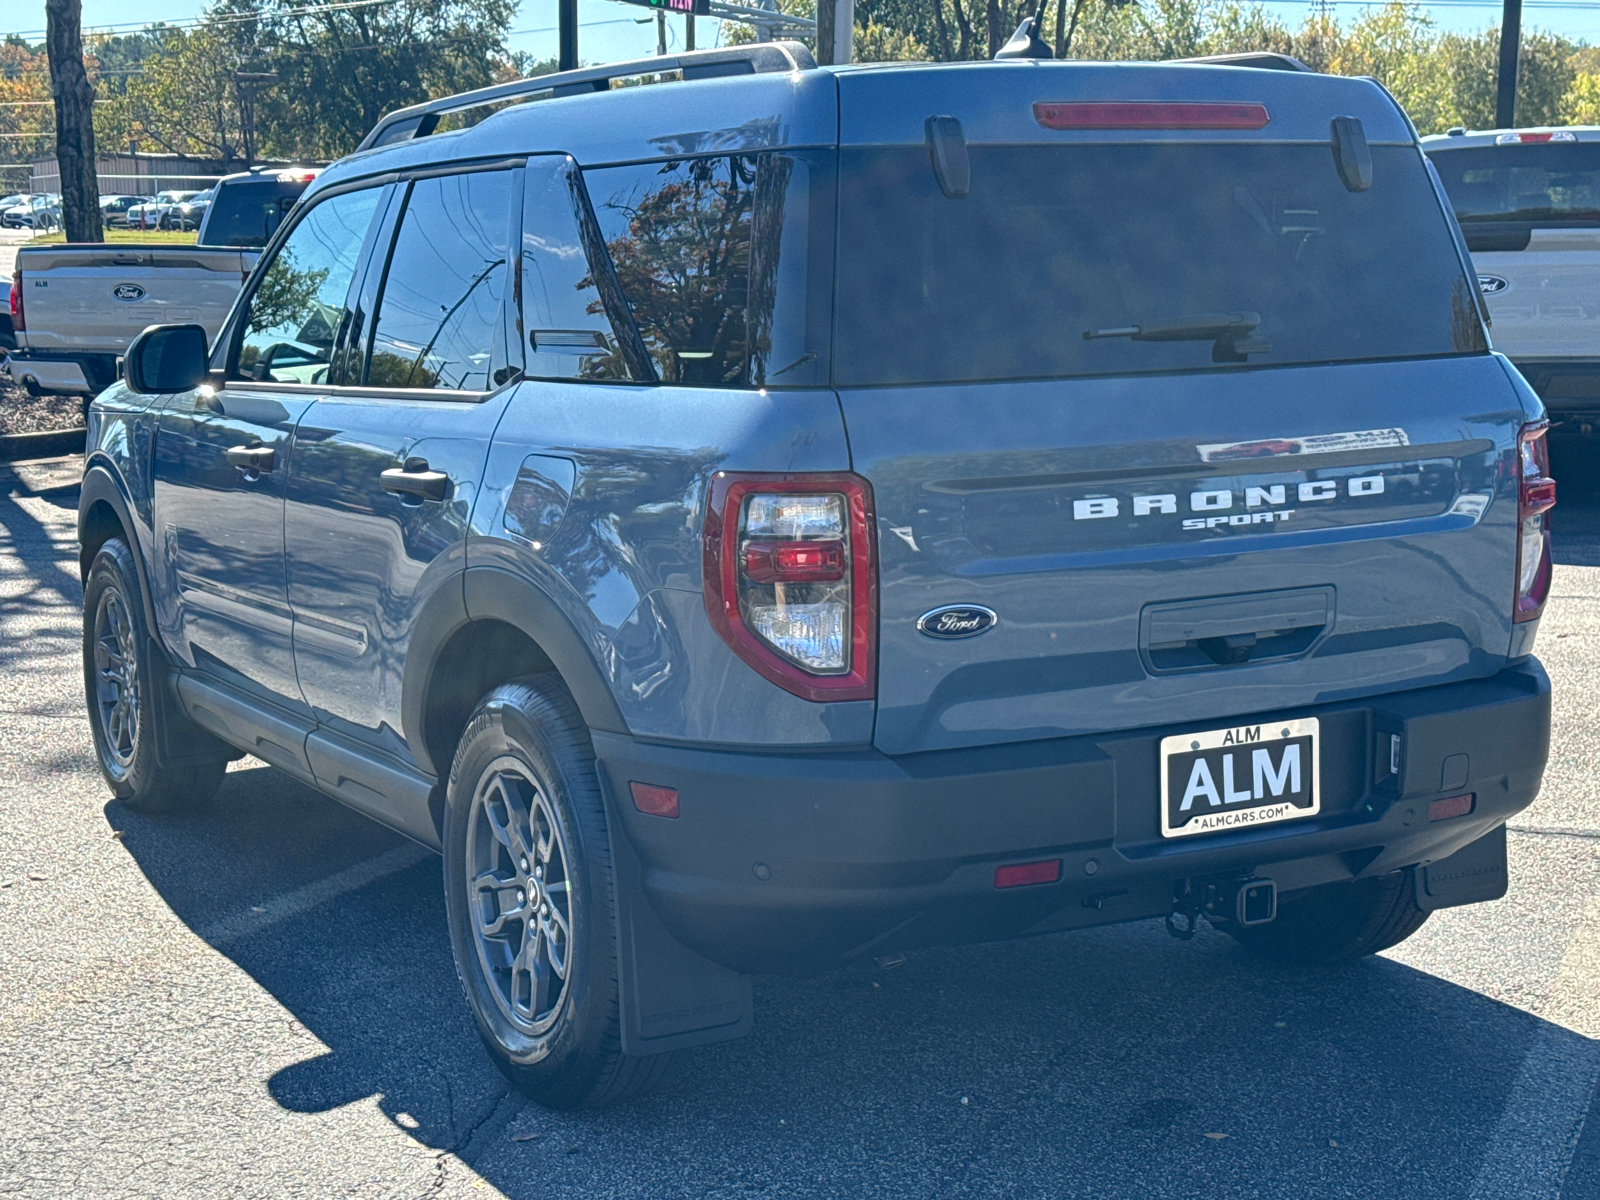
<box><xmin>106</xmin><ymin>764</ymin><xmax>1600</xmax><ymax>1200</ymax></box>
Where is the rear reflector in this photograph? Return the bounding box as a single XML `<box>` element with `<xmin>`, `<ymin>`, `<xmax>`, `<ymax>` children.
<box><xmin>1034</xmin><ymin>101</ymin><xmax>1270</xmax><ymax>131</ymax></box>
<box><xmin>1429</xmin><ymin>793</ymin><xmax>1475</xmax><ymax>821</ymax></box>
<box><xmin>630</xmin><ymin>782</ymin><xmax>679</xmax><ymax>819</ymax></box>
<box><xmin>994</xmin><ymin>859</ymin><xmax>1062</xmax><ymax>889</ymax></box>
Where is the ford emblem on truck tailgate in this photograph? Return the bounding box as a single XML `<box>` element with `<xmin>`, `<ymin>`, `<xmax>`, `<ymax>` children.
<box><xmin>918</xmin><ymin>605</ymin><xmax>997</xmax><ymax>639</ymax></box>
<box><xmin>112</xmin><ymin>283</ymin><xmax>146</xmax><ymax>302</ymax></box>
<box><xmin>1478</xmin><ymin>274</ymin><xmax>1509</xmax><ymax>295</ymax></box>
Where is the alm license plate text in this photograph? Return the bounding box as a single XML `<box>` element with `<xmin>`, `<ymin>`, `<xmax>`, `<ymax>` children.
<box><xmin>1159</xmin><ymin>719</ymin><xmax>1320</xmax><ymax>839</ymax></box>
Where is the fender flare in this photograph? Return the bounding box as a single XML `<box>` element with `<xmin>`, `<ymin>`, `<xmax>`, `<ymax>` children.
<box><xmin>78</xmin><ymin>461</ymin><xmax>160</xmax><ymax>635</ymax></box>
<box><xmin>401</xmin><ymin>567</ymin><xmax>629</xmax><ymax>777</ymax></box>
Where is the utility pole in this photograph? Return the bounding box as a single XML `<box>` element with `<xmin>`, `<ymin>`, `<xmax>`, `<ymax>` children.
<box><xmin>1497</xmin><ymin>0</ymin><xmax>1522</xmax><ymax>129</ymax></box>
<box><xmin>686</xmin><ymin>13</ymin><xmax>696</xmax><ymax>49</ymax></box>
<box><xmin>559</xmin><ymin>0</ymin><xmax>578</xmax><ymax>70</ymax></box>
<box><xmin>45</xmin><ymin>0</ymin><xmax>101</xmax><ymax>242</ymax></box>
<box><xmin>814</xmin><ymin>0</ymin><xmax>853</xmax><ymax>64</ymax></box>
<box><xmin>656</xmin><ymin>10</ymin><xmax>667</xmax><ymax>55</ymax></box>
<box><xmin>234</xmin><ymin>71</ymin><xmax>278</xmax><ymax>169</ymax></box>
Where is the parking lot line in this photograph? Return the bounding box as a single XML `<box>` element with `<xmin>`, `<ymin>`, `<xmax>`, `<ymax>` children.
<box><xmin>196</xmin><ymin>841</ymin><xmax>432</xmax><ymax>948</ymax></box>
<box><xmin>1467</xmin><ymin>883</ymin><xmax>1600</xmax><ymax>1199</ymax></box>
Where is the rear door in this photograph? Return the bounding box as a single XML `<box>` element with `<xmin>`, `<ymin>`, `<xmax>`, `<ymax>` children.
<box><xmin>285</xmin><ymin>165</ymin><xmax>519</xmax><ymax>789</ymax></box>
<box><xmin>833</xmin><ymin>68</ymin><xmax>1529</xmax><ymax>757</ymax></box>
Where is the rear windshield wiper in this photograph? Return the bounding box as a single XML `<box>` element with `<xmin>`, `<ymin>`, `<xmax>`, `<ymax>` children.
<box><xmin>1083</xmin><ymin>311</ymin><xmax>1271</xmax><ymax>363</ymax></box>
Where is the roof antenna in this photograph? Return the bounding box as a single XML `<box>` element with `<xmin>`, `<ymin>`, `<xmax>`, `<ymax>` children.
<box><xmin>995</xmin><ymin>0</ymin><xmax>1054</xmax><ymax>59</ymax></box>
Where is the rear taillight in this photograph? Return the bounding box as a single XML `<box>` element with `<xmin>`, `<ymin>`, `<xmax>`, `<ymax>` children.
<box><xmin>704</xmin><ymin>473</ymin><xmax>876</xmax><ymax>702</ymax></box>
<box><xmin>10</xmin><ymin>263</ymin><xmax>21</xmax><ymax>332</ymax></box>
<box><xmin>1515</xmin><ymin>421</ymin><xmax>1556</xmax><ymax>623</ymax></box>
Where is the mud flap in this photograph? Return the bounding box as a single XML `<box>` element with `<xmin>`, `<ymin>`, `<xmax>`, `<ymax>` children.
<box><xmin>607</xmin><ymin>797</ymin><xmax>753</xmax><ymax>1057</ymax></box>
<box><xmin>147</xmin><ymin>640</ymin><xmax>237</xmax><ymax>768</ymax></box>
<box><xmin>1414</xmin><ymin>824</ymin><xmax>1508</xmax><ymax>912</ymax></box>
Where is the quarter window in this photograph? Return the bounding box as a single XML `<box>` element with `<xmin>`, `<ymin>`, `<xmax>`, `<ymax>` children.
<box><xmin>235</xmin><ymin>186</ymin><xmax>381</xmax><ymax>385</ymax></box>
<box><xmin>367</xmin><ymin>171</ymin><xmax>513</xmax><ymax>391</ymax></box>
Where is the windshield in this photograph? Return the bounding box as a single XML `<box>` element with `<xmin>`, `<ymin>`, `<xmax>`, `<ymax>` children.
<box><xmin>198</xmin><ymin>179</ymin><xmax>307</xmax><ymax>247</ymax></box>
<box><xmin>1427</xmin><ymin>141</ymin><xmax>1600</xmax><ymax>225</ymax></box>
<box><xmin>834</xmin><ymin>143</ymin><xmax>1483</xmax><ymax>386</ymax></box>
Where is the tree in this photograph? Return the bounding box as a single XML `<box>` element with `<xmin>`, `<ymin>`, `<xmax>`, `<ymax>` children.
<box><xmin>118</xmin><ymin>24</ymin><xmax>249</xmax><ymax>167</ymax></box>
<box><xmin>46</xmin><ymin>0</ymin><xmax>101</xmax><ymax>241</ymax></box>
<box><xmin>215</xmin><ymin>0</ymin><xmax>517</xmax><ymax>161</ymax></box>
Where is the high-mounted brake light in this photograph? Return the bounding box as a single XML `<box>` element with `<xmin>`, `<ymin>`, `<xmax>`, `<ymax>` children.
<box><xmin>704</xmin><ymin>473</ymin><xmax>876</xmax><ymax>703</ymax></box>
<box><xmin>10</xmin><ymin>262</ymin><xmax>21</xmax><ymax>333</ymax></box>
<box><xmin>1034</xmin><ymin>101</ymin><xmax>1270</xmax><ymax>131</ymax></box>
<box><xmin>1496</xmin><ymin>131</ymin><xmax>1576</xmax><ymax>145</ymax></box>
<box><xmin>1515</xmin><ymin>421</ymin><xmax>1556</xmax><ymax>623</ymax></box>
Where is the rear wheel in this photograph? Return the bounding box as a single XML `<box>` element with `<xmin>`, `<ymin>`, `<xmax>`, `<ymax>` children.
<box><xmin>1227</xmin><ymin>871</ymin><xmax>1429</xmax><ymax>964</ymax></box>
<box><xmin>83</xmin><ymin>539</ymin><xmax>225</xmax><ymax>813</ymax></box>
<box><xmin>443</xmin><ymin>676</ymin><xmax>671</xmax><ymax>1110</ymax></box>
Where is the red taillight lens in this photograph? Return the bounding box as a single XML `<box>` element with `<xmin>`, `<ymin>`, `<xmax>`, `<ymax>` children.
<box><xmin>1515</xmin><ymin>421</ymin><xmax>1555</xmax><ymax>623</ymax></box>
<box><xmin>10</xmin><ymin>263</ymin><xmax>22</xmax><ymax>332</ymax></box>
<box><xmin>703</xmin><ymin>473</ymin><xmax>876</xmax><ymax>703</ymax></box>
<box><xmin>741</xmin><ymin>540</ymin><xmax>846</xmax><ymax>584</ymax></box>
<box><xmin>1034</xmin><ymin>101</ymin><xmax>1270</xmax><ymax>131</ymax></box>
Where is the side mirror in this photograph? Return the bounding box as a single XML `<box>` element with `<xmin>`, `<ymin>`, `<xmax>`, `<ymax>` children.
<box><xmin>125</xmin><ymin>323</ymin><xmax>209</xmax><ymax>393</ymax></box>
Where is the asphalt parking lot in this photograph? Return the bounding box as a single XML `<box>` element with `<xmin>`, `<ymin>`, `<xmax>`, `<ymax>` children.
<box><xmin>3</xmin><ymin>451</ymin><xmax>1600</xmax><ymax>1199</ymax></box>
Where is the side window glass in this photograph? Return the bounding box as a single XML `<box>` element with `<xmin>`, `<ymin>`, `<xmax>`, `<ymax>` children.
<box><xmin>368</xmin><ymin>171</ymin><xmax>513</xmax><ymax>391</ymax></box>
<box><xmin>585</xmin><ymin>156</ymin><xmax>756</xmax><ymax>385</ymax></box>
<box><xmin>235</xmin><ymin>186</ymin><xmax>381</xmax><ymax>384</ymax></box>
<box><xmin>520</xmin><ymin>158</ymin><xmax>630</xmax><ymax>382</ymax></box>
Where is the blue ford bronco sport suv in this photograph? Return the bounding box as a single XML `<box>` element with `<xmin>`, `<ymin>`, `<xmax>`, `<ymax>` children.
<box><xmin>79</xmin><ymin>42</ymin><xmax>1554</xmax><ymax>1108</ymax></box>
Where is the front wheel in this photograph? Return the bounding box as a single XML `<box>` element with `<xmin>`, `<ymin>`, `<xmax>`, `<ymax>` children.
<box><xmin>1227</xmin><ymin>871</ymin><xmax>1430</xmax><ymax>964</ymax></box>
<box><xmin>83</xmin><ymin>539</ymin><xmax>225</xmax><ymax>813</ymax></box>
<box><xmin>443</xmin><ymin>676</ymin><xmax>671</xmax><ymax>1109</ymax></box>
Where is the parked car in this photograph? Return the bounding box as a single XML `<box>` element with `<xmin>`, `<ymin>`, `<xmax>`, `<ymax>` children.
<box><xmin>195</xmin><ymin>167</ymin><xmax>320</xmax><ymax>247</ymax></box>
<box><xmin>100</xmin><ymin>194</ymin><xmax>152</xmax><ymax>229</ymax></box>
<box><xmin>1425</xmin><ymin>126</ymin><xmax>1600</xmax><ymax>442</ymax></box>
<box><xmin>3</xmin><ymin>193</ymin><xmax>60</xmax><ymax>230</ymax></box>
<box><xmin>0</xmin><ymin>275</ymin><xmax>13</xmax><ymax>351</ymax></box>
<box><xmin>126</xmin><ymin>190</ymin><xmax>200</xmax><ymax>230</ymax></box>
<box><xmin>168</xmin><ymin>188</ymin><xmax>213</xmax><ymax>231</ymax></box>
<box><xmin>80</xmin><ymin>46</ymin><xmax>1552</xmax><ymax>1112</ymax></box>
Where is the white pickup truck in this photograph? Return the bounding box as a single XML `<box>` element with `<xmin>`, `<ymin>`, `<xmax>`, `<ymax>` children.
<box><xmin>5</xmin><ymin>243</ymin><xmax>256</xmax><ymax>395</ymax></box>
<box><xmin>1423</xmin><ymin>126</ymin><xmax>1600</xmax><ymax>440</ymax></box>
<box><xmin>3</xmin><ymin>166</ymin><xmax>317</xmax><ymax>397</ymax></box>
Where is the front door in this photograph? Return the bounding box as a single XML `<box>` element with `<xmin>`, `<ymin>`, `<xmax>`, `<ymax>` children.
<box><xmin>151</xmin><ymin>183</ymin><xmax>387</xmax><ymax>714</ymax></box>
<box><xmin>286</xmin><ymin>167</ymin><xmax>519</xmax><ymax>772</ymax></box>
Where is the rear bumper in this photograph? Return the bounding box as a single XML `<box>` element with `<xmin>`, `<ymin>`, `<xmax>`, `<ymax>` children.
<box><xmin>594</xmin><ymin>660</ymin><xmax>1550</xmax><ymax>975</ymax></box>
<box><xmin>3</xmin><ymin>352</ymin><xmax>115</xmax><ymax>395</ymax></box>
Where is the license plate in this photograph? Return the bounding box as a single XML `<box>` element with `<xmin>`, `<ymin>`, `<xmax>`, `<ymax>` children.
<box><xmin>1159</xmin><ymin>718</ymin><xmax>1320</xmax><ymax>839</ymax></box>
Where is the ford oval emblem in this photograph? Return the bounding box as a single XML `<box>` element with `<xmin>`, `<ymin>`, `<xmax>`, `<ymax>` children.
<box><xmin>112</xmin><ymin>283</ymin><xmax>146</xmax><ymax>302</ymax></box>
<box><xmin>917</xmin><ymin>604</ymin><xmax>997</xmax><ymax>639</ymax></box>
<box><xmin>1478</xmin><ymin>274</ymin><xmax>1509</xmax><ymax>295</ymax></box>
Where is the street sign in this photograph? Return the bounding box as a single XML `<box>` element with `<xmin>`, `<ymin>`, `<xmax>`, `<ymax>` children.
<box><xmin>614</xmin><ymin>0</ymin><xmax>711</xmax><ymax>14</ymax></box>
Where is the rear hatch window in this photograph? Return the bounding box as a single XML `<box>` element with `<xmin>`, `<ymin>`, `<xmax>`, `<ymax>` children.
<box><xmin>1428</xmin><ymin>141</ymin><xmax>1600</xmax><ymax>227</ymax></box>
<box><xmin>835</xmin><ymin>143</ymin><xmax>1483</xmax><ymax>387</ymax></box>
<box><xmin>199</xmin><ymin>180</ymin><xmax>307</xmax><ymax>248</ymax></box>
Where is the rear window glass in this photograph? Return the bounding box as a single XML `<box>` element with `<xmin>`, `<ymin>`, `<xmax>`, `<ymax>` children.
<box><xmin>835</xmin><ymin>144</ymin><xmax>1483</xmax><ymax>387</ymax></box>
<box><xmin>199</xmin><ymin>180</ymin><xmax>307</xmax><ymax>248</ymax></box>
<box><xmin>1427</xmin><ymin>142</ymin><xmax>1600</xmax><ymax>225</ymax></box>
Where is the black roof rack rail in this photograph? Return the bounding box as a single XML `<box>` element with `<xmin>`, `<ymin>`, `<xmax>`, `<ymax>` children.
<box><xmin>356</xmin><ymin>41</ymin><xmax>818</xmax><ymax>153</ymax></box>
<box><xmin>1169</xmin><ymin>51</ymin><xmax>1314</xmax><ymax>72</ymax></box>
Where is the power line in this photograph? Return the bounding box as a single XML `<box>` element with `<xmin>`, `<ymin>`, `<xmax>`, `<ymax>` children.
<box><xmin>0</xmin><ymin>0</ymin><xmax>401</xmax><ymax>39</ymax></box>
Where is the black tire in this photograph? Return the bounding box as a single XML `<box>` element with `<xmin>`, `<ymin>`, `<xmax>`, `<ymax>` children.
<box><xmin>82</xmin><ymin>539</ymin><xmax>226</xmax><ymax>814</ymax></box>
<box><xmin>443</xmin><ymin>675</ymin><xmax>671</xmax><ymax>1110</ymax></box>
<box><xmin>1228</xmin><ymin>871</ymin><xmax>1430</xmax><ymax>964</ymax></box>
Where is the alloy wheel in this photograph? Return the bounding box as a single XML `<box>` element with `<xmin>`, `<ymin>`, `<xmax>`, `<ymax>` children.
<box><xmin>92</xmin><ymin>586</ymin><xmax>139</xmax><ymax>770</ymax></box>
<box><xmin>466</xmin><ymin>756</ymin><xmax>575</xmax><ymax>1038</ymax></box>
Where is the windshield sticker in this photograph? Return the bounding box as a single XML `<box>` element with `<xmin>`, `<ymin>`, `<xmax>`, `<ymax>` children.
<box><xmin>1196</xmin><ymin>428</ymin><xmax>1410</xmax><ymax>463</ymax></box>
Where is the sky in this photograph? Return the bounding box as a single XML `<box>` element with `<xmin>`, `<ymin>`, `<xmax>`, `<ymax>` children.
<box><xmin>9</xmin><ymin>0</ymin><xmax>1600</xmax><ymax>57</ymax></box>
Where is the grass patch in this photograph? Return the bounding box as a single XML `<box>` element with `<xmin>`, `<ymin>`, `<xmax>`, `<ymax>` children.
<box><xmin>32</xmin><ymin>228</ymin><xmax>197</xmax><ymax>245</ymax></box>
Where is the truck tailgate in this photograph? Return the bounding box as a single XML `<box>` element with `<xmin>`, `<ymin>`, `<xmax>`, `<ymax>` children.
<box><xmin>17</xmin><ymin>245</ymin><xmax>249</xmax><ymax>354</ymax></box>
